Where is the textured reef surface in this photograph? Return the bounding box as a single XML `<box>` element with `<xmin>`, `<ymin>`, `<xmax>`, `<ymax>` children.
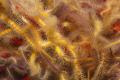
<box><xmin>0</xmin><ymin>0</ymin><xmax>120</xmax><ymax>80</ymax></box>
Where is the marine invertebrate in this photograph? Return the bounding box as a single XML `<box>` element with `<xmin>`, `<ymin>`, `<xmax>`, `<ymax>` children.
<box><xmin>0</xmin><ymin>0</ymin><xmax>120</xmax><ymax>80</ymax></box>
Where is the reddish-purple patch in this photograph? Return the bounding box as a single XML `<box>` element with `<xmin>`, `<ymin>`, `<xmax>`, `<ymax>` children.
<box><xmin>22</xmin><ymin>77</ymin><xmax>29</xmax><ymax>80</ymax></box>
<box><xmin>2</xmin><ymin>54</ymin><xmax>11</xmax><ymax>58</ymax></box>
<box><xmin>11</xmin><ymin>38</ymin><xmax>24</xmax><ymax>46</ymax></box>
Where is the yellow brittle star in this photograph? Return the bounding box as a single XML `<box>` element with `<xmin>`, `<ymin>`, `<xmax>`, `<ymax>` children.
<box><xmin>101</xmin><ymin>0</ymin><xmax>117</xmax><ymax>16</ymax></box>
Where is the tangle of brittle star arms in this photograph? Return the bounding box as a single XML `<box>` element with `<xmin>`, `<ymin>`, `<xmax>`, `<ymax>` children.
<box><xmin>10</xmin><ymin>0</ymin><xmax>42</xmax><ymax>28</ymax></box>
<box><xmin>101</xmin><ymin>0</ymin><xmax>117</xmax><ymax>16</ymax></box>
<box><xmin>0</xmin><ymin>14</ymin><xmax>37</xmax><ymax>49</ymax></box>
<box><xmin>37</xmin><ymin>18</ymin><xmax>55</xmax><ymax>32</ymax></box>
